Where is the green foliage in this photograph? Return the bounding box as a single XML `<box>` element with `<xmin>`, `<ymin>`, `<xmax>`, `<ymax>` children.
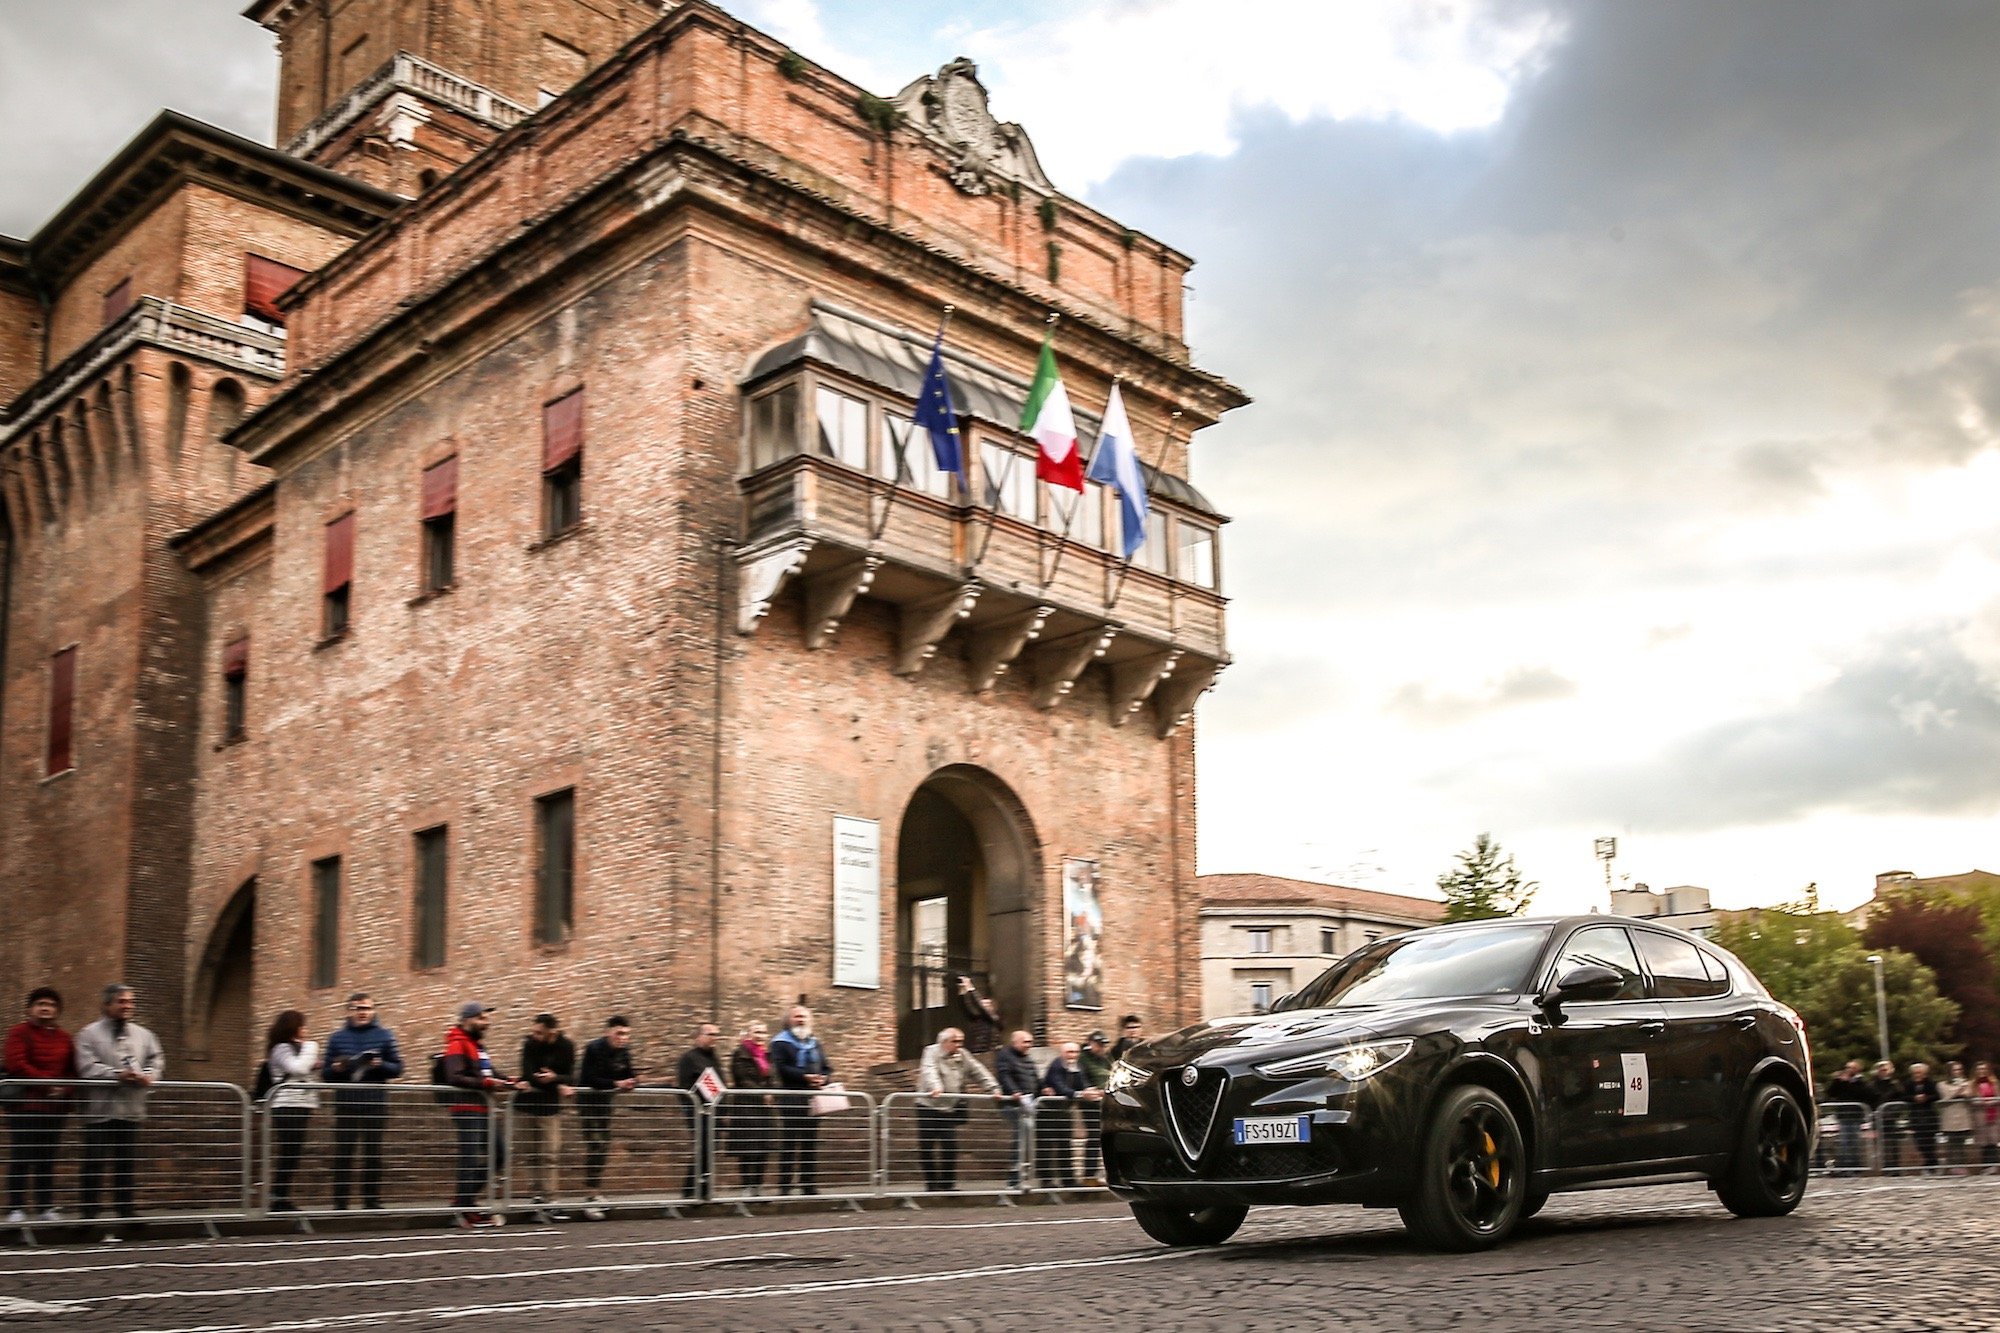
<box><xmin>1437</xmin><ymin>833</ymin><xmax>1536</xmax><ymax>923</ymax></box>
<box><xmin>1038</xmin><ymin>197</ymin><xmax>1059</xmax><ymax>231</ymax></box>
<box><xmin>855</xmin><ymin>93</ymin><xmax>902</xmax><ymax>135</ymax></box>
<box><xmin>776</xmin><ymin>50</ymin><xmax>808</xmax><ymax>82</ymax></box>
<box><xmin>1713</xmin><ymin>899</ymin><xmax>1960</xmax><ymax>1083</ymax></box>
<box><xmin>1046</xmin><ymin>241</ymin><xmax>1061</xmax><ymax>284</ymax></box>
<box><xmin>1120</xmin><ymin>228</ymin><xmax>1137</xmax><ymax>251</ymax></box>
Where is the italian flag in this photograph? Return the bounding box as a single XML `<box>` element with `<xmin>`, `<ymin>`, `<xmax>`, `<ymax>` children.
<box><xmin>1022</xmin><ymin>334</ymin><xmax>1084</xmax><ymax>491</ymax></box>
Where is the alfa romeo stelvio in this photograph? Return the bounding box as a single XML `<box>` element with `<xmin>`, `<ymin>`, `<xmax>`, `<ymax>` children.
<box><xmin>1102</xmin><ymin>915</ymin><xmax>1815</xmax><ymax>1250</ymax></box>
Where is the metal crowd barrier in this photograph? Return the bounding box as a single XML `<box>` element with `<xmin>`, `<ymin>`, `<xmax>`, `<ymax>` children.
<box><xmin>500</xmin><ymin>1086</ymin><xmax>702</xmax><ymax>1216</ymax></box>
<box><xmin>709</xmin><ymin>1088</ymin><xmax>877</xmax><ymax>1205</ymax></box>
<box><xmin>0</xmin><ymin>1079</ymin><xmax>251</xmax><ymax>1237</ymax></box>
<box><xmin>1813</xmin><ymin>1096</ymin><xmax>2000</xmax><ymax>1176</ymax></box>
<box><xmin>252</xmin><ymin>1082</ymin><xmax>507</xmax><ymax>1222</ymax></box>
<box><xmin>879</xmin><ymin>1092</ymin><xmax>1024</xmax><ymax>1198</ymax></box>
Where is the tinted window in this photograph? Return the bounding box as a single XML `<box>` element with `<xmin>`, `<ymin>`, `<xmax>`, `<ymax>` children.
<box><xmin>1286</xmin><ymin>924</ymin><xmax>1552</xmax><ymax>1009</ymax></box>
<box><xmin>1550</xmin><ymin>926</ymin><xmax>1645</xmax><ymax>1001</ymax></box>
<box><xmin>1636</xmin><ymin>931</ymin><xmax>1727</xmax><ymax>999</ymax></box>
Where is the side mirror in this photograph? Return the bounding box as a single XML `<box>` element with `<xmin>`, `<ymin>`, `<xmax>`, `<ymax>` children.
<box><xmin>1541</xmin><ymin>963</ymin><xmax>1625</xmax><ymax>1007</ymax></box>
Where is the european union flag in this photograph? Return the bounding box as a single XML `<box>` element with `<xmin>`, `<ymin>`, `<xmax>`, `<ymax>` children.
<box><xmin>911</xmin><ymin>335</ymin><xmax>965</xmax><ymax>488</ymax></box>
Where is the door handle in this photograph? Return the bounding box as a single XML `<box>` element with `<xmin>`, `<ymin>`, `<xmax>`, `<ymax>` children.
<box><xmin>1734</xmin><ymin>1015</ymin><xmax>1759</xmax><ymax>1030</ymax></box>
<box><xmin>1640</xmin><ymin>1021</ymin><xmax>1666</xmax><ymax>1037</ymax></box>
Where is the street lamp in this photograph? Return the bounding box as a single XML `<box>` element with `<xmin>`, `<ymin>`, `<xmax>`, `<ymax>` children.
<box><xmin>1866</xmin><ymin>953</ymin><xmax>1890</xmax><ymax>1064</ymax></box>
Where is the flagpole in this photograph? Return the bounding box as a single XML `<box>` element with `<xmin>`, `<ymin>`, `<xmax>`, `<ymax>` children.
<box><xmin>1105</xmin><ymin>408</ymin><xmax>1180</xmax><ymax>613</ymax></box>
<box><xmin>870</xmin><ymin>303</ymin><xmax>954</xmax><ymax>547</ymax></box>
<box><xmin>969</xmin><ymin>311</ymin><xmax>1059</xmax><ymax>575</ymax></box>
<box><xmin>1038</xmin><ymin>373</ymin><xmax>1116</xmax><ymax>594</ymax></box>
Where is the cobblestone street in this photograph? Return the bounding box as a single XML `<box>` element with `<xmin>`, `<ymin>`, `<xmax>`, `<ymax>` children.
<box><xmin>0</xmin><ymin>1175</ymin><xmax>1993</xmax><ymax>1331</ymax></box>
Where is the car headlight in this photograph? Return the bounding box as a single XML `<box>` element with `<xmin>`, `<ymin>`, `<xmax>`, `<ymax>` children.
<box><xmin>1104</xmin><ymin>1059</ymin><xmax>1154</xmax><ymax>1093</ymax></box>
<box><xmin>1254</xmin><ymin>1038</ymin><xmax>1414</xmax><ymax>1081</ymax></box>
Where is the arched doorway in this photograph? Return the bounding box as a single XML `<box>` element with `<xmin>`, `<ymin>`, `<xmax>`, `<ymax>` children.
<box><xmin>184</xmin><ymin>879</ymin><xmax>257</xmax><ymax>1085</ymax></box>
<box><xmin>894</xmin><ymin>767</ymin><xmax>1041</xmax><ymax>1059</ymax></box>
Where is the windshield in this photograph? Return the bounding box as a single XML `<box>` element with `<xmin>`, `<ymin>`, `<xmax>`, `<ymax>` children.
<box><xmin>1285</xmin><ymin>923</ymin><xmax>1553</xmax><ymax>1009</ymax></box>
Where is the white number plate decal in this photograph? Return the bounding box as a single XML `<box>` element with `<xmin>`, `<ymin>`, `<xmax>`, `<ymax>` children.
<box><xmin>1621</xmin><ymin>1053</ymin><xmax>1650</xmax><ymax>1116</ymax></box>
<box><xmin>1232</xmin><ymin>1115</ymin><xmax>1311</xmax><ymax>1145</ymax></box>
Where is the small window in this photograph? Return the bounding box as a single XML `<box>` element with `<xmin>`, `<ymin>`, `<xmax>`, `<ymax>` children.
<box><xmin>1177</xmin><ymin>522</ymin><xmax>1217</xmax><ymax>589</ymax></box>
<box><xmin>879</xmin><ymin>411</ymin><xmax>954</xmax><ymax>498</ymax></box>
<box><xmin>420</xmin><ymin>456</ymin><xmax>457</xmax><ymax>593</ymax></box>
<box><xmin>542</xmin><ymin>389</ymin><xmax>583</xmax><ymax>538</ymax></box>
<box><xmin>1139</xmin><ymin>509</ymin><xmax>1170</xmax><ymax>572</ymax></box>
<box><xmin>310</xmin><ymin>856</ymin><xmax>342</xmax><ymax>989</ymax></box>
<box><xmin>102</xmin><ymin>278</ymin><xmax>134</xmax><ymax>327</ymax></box>
<box><xmin>1249</xmin><ymin>982</ymin><xmax>1274</xmax><ymax>1014</ymax></box>
<box><xmin>1321</xmin><ymin>928</ymin><xmax>1336</xmax><ymax>955</ymax></box>
<box><xmin>222</xmin><ymin>638</ymin><xmax>249</xmax><ymax>743</ymax></box>
<box><xmin>1052</xmin><ymin>481</ymin><xmax>1105</xmax><ymax>548</ymax></box>
<box><xmin>1550</xmin><ymin>925</ymin><xmax>1646</xmax><ymax>1001</ymax></box>
<box><xmin>1248</xmin><ymin>928</ymin><xmax>1273</xmax><ymax>955</ymax></box>
<box><xmin>534</xmin><ymin>788</ymin><xmax>576</xmax><ymax>945</ymax></box>
<box><xmin>980</xmin><ymin>439</ymin><xmax>1034</xmax><ymax>520</ymax></box>
<box><xmin>322</xmin><ymin>513</ymin><xmax>355</xmax><ymax>638</ymax></box>
<box><xmin>412</xmin><ymin>826</ymin><xmax>448</xmax><ymax>970</ymax></box>
<box><xmin>814</xmin><ymin>386</ymin><xmax>868</xmax><ymax>469</ymax></box>
<box><xmin>244</xmin><ymin>254</ymin><xmax>306</xmax><ymax>330</ymax></box>
<box><xmin>46</xmin><ymin>646</ymin><xmax>76</xmax><ymax>776</ymax></box>
<box><xmin>1636</xmin><ymin>931</ymin><xmax>1728</xmax><ymax>1000</ymax></box>
<box><xmin>747</xmin><ymin>384</ymin><xmax>801</xmax><ymax>471</ymax></box>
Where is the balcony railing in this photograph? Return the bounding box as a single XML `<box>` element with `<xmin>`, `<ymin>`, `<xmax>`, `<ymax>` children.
<box><xmin>734</xmin><ymin>454</ymin><xmax>1226</xmax><ymax>736</ymax></box>
<box><xmin>285</xmin><ymin>53</ymin><xmax>533</xmax><ymax>161</ymax></box>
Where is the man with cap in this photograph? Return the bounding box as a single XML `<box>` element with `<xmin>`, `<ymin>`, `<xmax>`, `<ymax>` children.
<box><xmin>440</xmin><ymin>1002</ymin><xmax>521</xmax><ymax>1227</ymax></box>
<box><xmin>1078</xmin><ymin>1031</ymin><xmax>1114</xmax><ymax>1181</ymax></box>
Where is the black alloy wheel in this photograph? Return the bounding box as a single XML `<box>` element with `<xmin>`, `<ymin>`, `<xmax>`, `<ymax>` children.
<box><xmin>1129</xmin><ymin>1199</ymin><xmax>1249</xmax><ymax>1247</ymax></box>
<box><xmin>1716</xmin><ymin>1082</ymin><xmax>1811</xmax><ymax>1217</ymax></box>
<box><xmin>1399</xmin><ymin>1084</ymin><xmax>1527</xmax><ymax>1251</ymax></box>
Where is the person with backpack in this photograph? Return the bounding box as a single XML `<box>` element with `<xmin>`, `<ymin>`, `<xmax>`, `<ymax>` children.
<box><xmin>438</xmin><ymin>1002</ymin><xmax>520</xmax><ymax>1227</ymax></box>
<box><xmin>259</xmin><ymin>1010</ymin><xmax>320</xmax><ymax>1212</ymax></box>
<box><xmin>321</xmin><ymin>992</ymin><xmax>402</xmax><ymax>1210</ymax></box>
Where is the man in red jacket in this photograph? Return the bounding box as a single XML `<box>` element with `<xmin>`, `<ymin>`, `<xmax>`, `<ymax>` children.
<box><xmin>440</xmin><ymin>1002</ymin><xmax>521</xmax><ymax>1227</ymax></box>
<box><xmin>3</xmin><ymin>987</ymin><xmax>76</xmax><ymax>1222</ymax></box>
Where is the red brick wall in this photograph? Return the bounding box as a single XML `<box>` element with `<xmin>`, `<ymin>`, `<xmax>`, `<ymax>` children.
<box><xmin>0</xmin><ymin>284</ymin><xmax>44</xmax><ymax>406</ymax></box>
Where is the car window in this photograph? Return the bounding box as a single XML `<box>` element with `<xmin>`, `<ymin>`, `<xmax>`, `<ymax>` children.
<box><xmin>1549</xmin><ymin>926</ymin><xmax>1645</xmax><ymax>1001</ymax></box>
<box><xmin>1635</xmin><ymin>931</ymin><xmax>1727</xmax><ymax>999</ymax></box>
<box><xmin>1286</xmin><ymin>923</ymin><xmax>1552</xmax><ymax>1008</ymax></box>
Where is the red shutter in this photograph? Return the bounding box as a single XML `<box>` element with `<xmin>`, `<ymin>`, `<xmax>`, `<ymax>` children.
<box><xmin>47</xmin><ymin>647</ymin><xmax>76</xmax><ymax>775</ymax></box>
<box><xmin>421</xmin><ymin>455</ymin><xmax>458</xmax><ymax>519</ymax></box>
<box><xmin>323</xmin><ymin>514</ymin><xmax>355</xmax><ymax>593</ymax></box>
<box><xmin>245</xmin><ymin>255</ymin><xmax>307</xmax><ymax>325</ymax></box>
<box><xmin>223</xmin><ymin>637</ymin><xmax>250</xmax><ymax>678</ymax></box>
<box><xmin>543</xmin><ymin>389</ymin><xmax>584</xmax><ymax>472</ymax></box>
<box><xmin>102</xmin><ymin>278</ymin><xmax>133</xmax><ymax>326</ymax></box>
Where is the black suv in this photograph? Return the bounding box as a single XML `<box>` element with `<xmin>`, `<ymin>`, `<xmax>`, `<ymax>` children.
<box><xmin>1102</xmin><ymin>916</ymin><xmax>1814</xmax><ymax>1250</ymax></box>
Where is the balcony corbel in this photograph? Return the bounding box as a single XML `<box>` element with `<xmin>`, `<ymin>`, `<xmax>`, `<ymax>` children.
<box><xmin>1109</xmin><ymin>648</ymin><xmax>1184</xmax><ymax>726</ymax></box>
<box><xmin>895</xmin><ymin>582</ymin><xmax>982</xmax><ymax>676</ymax></box>
<box><xmin>1154</xmin><ymin>658</ymin><xmax>1224</xmax><ymax>738</ymax></box>
<box><xmin>965</xmin><ymin>605</ymin><xmax>1055</xmax><ymax>695</ymax></box>
<box><xmin>1033</xmin><ymin>625</ymin><xmax>1118</xmax><ymax>711</ymax></box>
<box><xmin>736</xmin><ymin>536</ymin><xmax>814</xmax><ymax>635</ymax></box>
<box><xmin>802</xmin><ymin>554</ymin><xmax>882</xmax><ymax>650</ymax></box>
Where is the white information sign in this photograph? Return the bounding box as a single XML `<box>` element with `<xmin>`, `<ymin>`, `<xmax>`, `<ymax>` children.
<box><xmin>832</xmin><ymin>816</ymin><xmax>881</xmax><ymax>990</ymax></box>
<box><xmin>1621</xmin><ymin>1052</ymin><xmax>1650</xmax><ymax>1117</ymax></box>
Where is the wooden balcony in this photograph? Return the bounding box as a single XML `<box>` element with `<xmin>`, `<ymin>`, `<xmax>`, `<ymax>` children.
<box><xmin>734</xmin><ymin>455</ymin><xmax>1227</xmax><ymax>736</ymax></box>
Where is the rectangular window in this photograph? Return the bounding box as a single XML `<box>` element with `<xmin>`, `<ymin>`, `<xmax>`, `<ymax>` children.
<box><xmin>1321</xmin><ymin>928</ymin><xmax>1336</xmax><ymax>955</ymax></box>
<box><xmin>1249</xmin><ymin>982</ymin><xmax>1274</xmax><ymax>1014</ymax></box>
<box><xmin>322</xmin><ymin>513</ymin><xmax>354</xmax><ymax>637</ymax></box>
<box><xmin>1051</xmin><ymin>481</ymin><xmax>1105</xmax><ymax>548</ymax></box>
<box><xmin>244</xmin><ymin>254</ymin><xmax>306</xmax><ymax>328</ymax></box>
<box><xmin>412</xmin><ymin>826</ymin><xmax>448</xmax><ymax>971</ymax></box>
<box><xmin>1177</xmin><ymin>521</ymin><xmax>1218</xmax><ymax>589</ymax></box>
<box><xmin>310</xmin><ymin>856</ymin><xmax>342</xmax><ymax>989</ymax></box>
<box><xmin>542</xmin><ymin>389</ymin><xmax>583</xmax><ymax>537</ymax></box>
<box><xmin>222</xmin><ymin>637</ymin><xmax>249</xmax><ymax>743</ymax></box>
<box><xmin>1248</xmin><ymin>928</ymin><xmax>1273</xmax><ymax>955</ymax></box>
<box><xmin>747</xmin><ymin>384</ymin><xmax>801</xmax><ymax>471</ymax></box>
<box><xmin>980</xmin><ymin>440</ymin><xmax>1034</xmax><ymax>520</ymax></box>
<box><xmin>46</xmin><ymin>646</ymin><xmax>76</xmax><ymax>776</ymax></box>
<box><xmin>102</xmin><ymin>278</ymin><xmax>133</xmax><ymax>326</ymax></box>
<box><xmin>534</xmin><ymin>788</ymin><xmax>576</xmax><ymax>945</ymax></box>
<box><xmin>420</xmin><ymin>455</ymin><xmax>457</xmax><ymax>593</ymax></box>
<box><xmin>1139</xmin><ymin>509</ymin><xmax>1170</xmax><ymax>573</ymax></box>
<box><xmin>814</xmin><ymin>385</ymin><xmax>868</xmax><ymax>469</ymax></box>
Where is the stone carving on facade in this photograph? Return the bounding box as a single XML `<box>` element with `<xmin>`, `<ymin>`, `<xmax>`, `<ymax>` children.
<box><xmin>892</xmin><ymin>57</ymin><xmax>1054</xmax><ymax>197</ymax></box>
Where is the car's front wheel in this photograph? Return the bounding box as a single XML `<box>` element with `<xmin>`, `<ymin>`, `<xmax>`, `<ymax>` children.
<box><xmin>1715</xmin><ymin>1082</ymin><xmax>1810</xmax><ymax>1218</ymax></box>
<box><xmin>1129</xmin><ymin>1199</ymin><xmax>1248</xmax><ymax>1246</ymax></box>
<box><xmin>1398</xmin><ymin>1084</ymin><xmax>1527</xmax><ymax>1251</ymax></box>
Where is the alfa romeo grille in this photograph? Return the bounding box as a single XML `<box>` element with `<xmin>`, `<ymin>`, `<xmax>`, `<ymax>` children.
<box><xmin>1164</xmin><ymin>1067</ymin><xmax>1225</xmax><ymax>1162</ymax></box>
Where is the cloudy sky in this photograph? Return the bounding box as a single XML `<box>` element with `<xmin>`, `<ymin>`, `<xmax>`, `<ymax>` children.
<box><xmin>6</xmin><ymin>1</ymin><xmax>2000</xmax><ymax>914</ymax></box>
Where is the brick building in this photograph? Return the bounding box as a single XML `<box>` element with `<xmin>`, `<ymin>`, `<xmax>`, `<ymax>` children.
<box><xmin>0</xmin><ymin>1</ymin><xmax>1244</xmax><ymax>1086</ymax></box>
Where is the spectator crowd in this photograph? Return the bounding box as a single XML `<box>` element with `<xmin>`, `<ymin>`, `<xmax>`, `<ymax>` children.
<box><xmin>1822</xmin><ymin>1058</ymin><xmax>2000</xmax><ymax>1173</ymax></box>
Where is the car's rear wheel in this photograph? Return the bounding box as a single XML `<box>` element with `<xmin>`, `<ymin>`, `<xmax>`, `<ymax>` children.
<box><xmin>1715</xmin><ymin>1082</ymin><xmax>1810</xmax><ymax>1217</ymax></box>
<box><xmin>1129</xmin><ymin>1199</ymin><xmax>1248</xmax><ymax>1246</ymax></box>
<box><xmin>1398</xmin><ymin>1084</ymin><xmax>1526</xmax><ymax>1251</ymax></box>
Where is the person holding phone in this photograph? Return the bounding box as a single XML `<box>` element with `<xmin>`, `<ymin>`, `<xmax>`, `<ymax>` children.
<box><xmin>322</xmin><ymin>993</ymin><xmax>403</xmax><ymax>1210</ymax></box>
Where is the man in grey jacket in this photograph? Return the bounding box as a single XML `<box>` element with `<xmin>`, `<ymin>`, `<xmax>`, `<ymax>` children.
<box><xmin>74</xmin><ymin>984</ymin><xmax>164</xmax><ymax>1221</ymax></box>
<box><xmin>914</xmin><ymin>1027</ymin><xmax>1000</xmax><ymax>1191</ymax></box>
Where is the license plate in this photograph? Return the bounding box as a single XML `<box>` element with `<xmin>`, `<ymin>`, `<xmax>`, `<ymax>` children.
<box><xmin>1233</xmin><ymin>1115</ymin><xmax>1311</xmax><ymax>1146</ymax></box>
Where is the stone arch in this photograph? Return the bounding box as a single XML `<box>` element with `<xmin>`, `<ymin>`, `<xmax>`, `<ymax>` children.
<box><xmin>205</xmin><ymin>377</ymin><xmax>247</xmax><ymax>493</ymax></box>
<box><xmin>164</xmin><ymin>361</ymin><xmax>191</xmax><ymax>467</ymax></box>
<box><xmin>894</xmin><ymin>764</ymin><xmax>1044</xmax><ymax>1057</ymax></box>
<box><xmin>92</xmin><ymin>380</ymin><xmax>119</xmax><ymax>485</ymax></box>
<box><xmin>185</xmin><ymin>878</ymin><xmax>257</xmax><ymax>1082</ymax></box>
<box><xmin>68</xmin><ymin>399</ymin><xmax>95</xmax><ymax>501</ymax></box>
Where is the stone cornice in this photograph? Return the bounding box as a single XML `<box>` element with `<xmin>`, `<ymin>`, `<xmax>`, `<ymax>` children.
<box><xmin>171</xmin><ymin>479</ymin><xmax>276</xmax><ymax>578</ymax></box>
<box><xmin>284</xmin><ymin>52</ymin><xmax>534</xmax><ymax>162</ymax></box>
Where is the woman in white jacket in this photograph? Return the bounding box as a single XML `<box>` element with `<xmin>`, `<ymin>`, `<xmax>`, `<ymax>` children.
<box><xmin>263</xmin><ymin>1010</ymin><xmax>320</xmax><ymax>1211</ymax></box>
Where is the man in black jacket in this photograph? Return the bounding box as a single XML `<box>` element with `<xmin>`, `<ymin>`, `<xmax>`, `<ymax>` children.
<box><xmin>995</xmin><ymin>1030</ymin><xmax>1038</xmax><ymax>1190</ymax></box>
<box><xmin>1824</xmin><ymin>1059</ymin><xmax>1874</xmax><ymax>1173</ymax></box>
<box><xmin>517</xmin><ymin>1014</ymin><xmax>575</xmax><ymax>1213</ymax></box>
<box><xmin>675</xmin><ymin>1023</ymin><xmax>726</xmax><ymax>1198</ymax></box>
<box><xmin>575</xmin><ymin>1016</ymin><xmax>638</xmax><ymax>1220</ymax></box>
<box><xmin>1905</xmin><ymin>1062</ymin><xmax>1942</xmax><ymax>1173</ymax></box>
<box><xmin>1036</xmin><ymin>1041</ymin><xmax>1091</xmax><ymax>1188</ymax></box>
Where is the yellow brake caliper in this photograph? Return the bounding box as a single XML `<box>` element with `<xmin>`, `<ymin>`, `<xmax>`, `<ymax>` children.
<box><xmin>1482</xmin><ymin>1131</ymin><xmax>1500</xmax><ymax>1187</ymax></box>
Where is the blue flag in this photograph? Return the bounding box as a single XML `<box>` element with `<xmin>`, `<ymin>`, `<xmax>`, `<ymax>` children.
<box><xmin>1085</xmin><ymin>382</ymin><xmax>1148</xmax><ymax>558</ymax></box>
<box><xmin>911</xmin><ymin>334</ymin><xmax>964</xmax><ymax>487</ymax></box>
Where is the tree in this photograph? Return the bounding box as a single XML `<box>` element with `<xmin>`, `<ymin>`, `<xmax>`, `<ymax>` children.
<box><xmin>1714</xmin><ymin>901</ymin><xmax>1959</xmax><ymax>1084</ymax></box>
<box><xmin>1437</xmin><ymin>833</ymin><xmax>1537</xmax><ymax>923</ymax></box>
<box><xmin>1864</xmin><ymin>893</ymin><xmax>2000</xmax><ymax>1061</ymax></box>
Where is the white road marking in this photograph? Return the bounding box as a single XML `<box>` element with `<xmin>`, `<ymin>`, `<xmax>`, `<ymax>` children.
<box><xmin>120</xmin><ymin>1250</ymin><xmax>1195</xmax><ymax>1332</ymax></box>
<box><xmin>0</xmin><ymin>1244</ymin><xmax>562</xmax><ymax>1278</ymax></box>
<box><xmin>0</xmin><ymin>1296</ymin><xmax>87</xmax><ymax>1316</ymax></box>
<box><xmin>584</xmin><ymin>1213</ymin><xmax>1127</xmax><ymax>1250</ymax></box>
<box><xmin>0</xmin><ymin>1227</ymin><xmax>559</xmax><ymax>1264</ymax></box>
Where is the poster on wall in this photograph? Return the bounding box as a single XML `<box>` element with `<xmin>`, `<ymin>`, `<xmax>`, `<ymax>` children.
<box><xmin>1063</xmin><ymin>857</ymin><xmax>1103</xmax><ymax>1010</ymax></box>
<box><xmin>832</xmin><ymin>816</ymin><xmax>881</xmax><ymax>990</ymax></box>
